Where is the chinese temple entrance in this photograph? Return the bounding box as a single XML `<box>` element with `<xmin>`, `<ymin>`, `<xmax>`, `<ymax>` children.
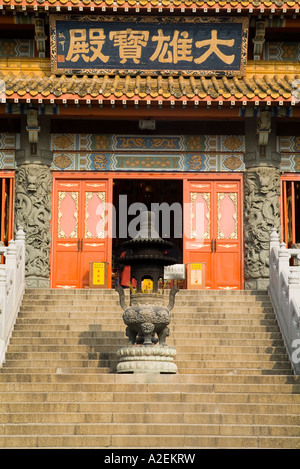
<box><xmin>0</xmin><ymin>172</ymin><xmax>14</xmax><ymax>263</ymax></box>
<box><xmin>112</xmin><ymin>178</ymin><xmax>183</xmax><ymax>271</ymax></box>
<box><xmin>51</xmin><ymin>176</ymin><xmax>112</xmax><ymax>288</ymax></box>
<box><xmin>183</xmin><ymin>176</ymin><xmax>243</xmax><ymax>290</ymax></box>
<box><xmin>281</xmin><ymin>175</ymin><xmax>300</xmax><ymax>248</ymax></box>
<box><xmin>51</xmin><ymin>173</ymin><xmax>243</xmax><ymax>289</ymax></box>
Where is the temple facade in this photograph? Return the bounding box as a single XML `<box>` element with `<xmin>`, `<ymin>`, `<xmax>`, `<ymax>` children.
<box><xmin>0</xmin><ymin>0</ymin><xmax>299</xmax><ymax>291</ymax></box>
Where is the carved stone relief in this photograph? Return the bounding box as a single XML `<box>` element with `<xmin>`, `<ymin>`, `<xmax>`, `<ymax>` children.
<box><xmin>15</xmin><ymin>164</ymin><xmax>52</xmax><ymax>287</ymax></box>
<box><xmin>244</xmin><ymin>166</ymin><xmax>281</xmax><ymax>290</ymax></box>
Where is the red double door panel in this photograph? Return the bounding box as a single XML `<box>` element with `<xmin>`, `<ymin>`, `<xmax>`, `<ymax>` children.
<box><xmin>51</xmin><ymin>174</ymin><xmax>243</xmax><ymax>290</ymax></box>
<box><xmin>51</xmin><ymin>178</ymin><xmax>112</xmax><ymax>289</ymax></box>
<box><xmin>183</xmin><ymin>178</ymin><xmax>243</xmax><ymax>290</ymax></box>
<box><xmin>0</xmin><ymin>172</ymin><xmax>14</xmax><ymax>248</ymax></box>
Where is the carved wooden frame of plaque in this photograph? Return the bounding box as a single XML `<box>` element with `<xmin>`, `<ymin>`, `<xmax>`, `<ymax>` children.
<box><xmin>50</xmin><ymin>15</ymin><xmax>249</xmax><ymax>77</ymax></box>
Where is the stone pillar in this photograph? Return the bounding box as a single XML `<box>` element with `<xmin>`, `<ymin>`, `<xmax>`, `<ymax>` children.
<box><xmin>14</xmin><ymin>113</ymin><xmax>53</xmax><ymax>288</ymax></box>
<box><xmin>244</xmin><ymin>114</ymin><xmax>281</xmax><ymax>290</ymax></box>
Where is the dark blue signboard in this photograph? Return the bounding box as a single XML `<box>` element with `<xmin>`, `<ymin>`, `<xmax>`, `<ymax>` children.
<box><xmin>50</xmin><ymin>16</ymin><xmax>248</xmax><ymax>76</ymax></box>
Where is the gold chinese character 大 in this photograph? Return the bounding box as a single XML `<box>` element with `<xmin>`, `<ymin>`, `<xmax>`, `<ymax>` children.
<box><xmin>194</xmin><ymin>29</ymin><xmax>235</xmax><ymax>64</ymax></box>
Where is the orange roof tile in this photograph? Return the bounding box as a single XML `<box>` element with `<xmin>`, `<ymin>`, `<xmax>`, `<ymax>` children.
<box><xmin>1</xmin><ymin>0</ymin><xmax>300</xmax><ymax>10</ymax></box>
<box><xmin>0</xmin><ymin>69</ymin><xmax>297</xmax><ymax>104</ymax></box>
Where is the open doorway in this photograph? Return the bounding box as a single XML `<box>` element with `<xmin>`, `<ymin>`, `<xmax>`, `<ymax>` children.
<box><xmin>0</xmin><ymin>173</ymin><xmax>14</xmax><ymax>264</ymax></box>
<box><xmin>282</xmin><ymin>177</ymin><xmax>300</xmax><ymax>248</ymax></box>
<box><xmin>112</xmin><ymin>178</ymin><xmax>183</xmax><ymax>271</ymax></box>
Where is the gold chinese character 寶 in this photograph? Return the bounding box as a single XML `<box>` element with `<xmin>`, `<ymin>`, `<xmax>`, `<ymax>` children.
<box><xmin>109</xmin><ymin>28</ymin><xmax>149</xmax><ymax>64</ymax></box>
<box><xmin>194</xmin><ymin>30</ymin><xmax>235</xmax><ymax>64</ymax></box>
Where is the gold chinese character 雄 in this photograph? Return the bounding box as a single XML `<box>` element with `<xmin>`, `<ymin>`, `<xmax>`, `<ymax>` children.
<box><xmin>150</xmin><ymin>29</ymin><xmax>193</xmax><ymax>63</ymax></box>
<box><xmin>66</xmin><ymin>28</ymin><xmax>109</xmax><ymax>63</ymax></box>
<box><xmin>109</xmin><ymin>29</ymin><xmax>149</xmax><ymax>64</ymax></box>
<box><xmin>195</xmin><ymin>30</ymin><xmax>235</xmax><ymax>64</ymax></box>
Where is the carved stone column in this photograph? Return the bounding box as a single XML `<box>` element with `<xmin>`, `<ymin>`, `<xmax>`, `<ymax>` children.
<box><xmin>14</xmin><ymin>164</ymin><xmax>52</xmax><ymax>288</ymax></box>
<box><xmin>14</xmin><ymin>113</ymin><xmax>53</xmax><ymax>288</ymax></box>
<box><xmin>244</xmin><ymin>166</ymin><xmax>281</xmax><ymax>290</ymax></box>
<box><xmin>244</xmin><ymin>115</ymin><xmax>281</xmax><ymax>290</ymax></box>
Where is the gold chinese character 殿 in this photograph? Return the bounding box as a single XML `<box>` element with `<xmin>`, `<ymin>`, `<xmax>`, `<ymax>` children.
<box><xmin>89</xmin><ymin>29</ymin><xmax>109</xmax><ymax>63</ymax></box>
<box><xmin>66</xmin><ymin>28</ymin><xmax>109</xmax><ymax>63</ymax></box>
<box><xmin>150</xmin><ymin>29</ymin><xmax>193</xmax><ymax>63</ymax></box>
<box><xmin>109</xmin><ymin>28</ymin><xmax>149</xmax><ymax>64</ymax></box>
<box><xmin>194</xmin><ymin>29</ymin><xmax>235</xmax><ymax>64</ymax></box>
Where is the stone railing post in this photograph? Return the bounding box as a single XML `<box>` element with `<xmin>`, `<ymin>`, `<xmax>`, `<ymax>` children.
<box><xmin>0</xmin><ymin>229</ymin><xmax>26</xmax><ymax>366</ymax></box>
<box><xmin>269</xmin><ymin>230</ymin><xmax>300</xmax><ymax>374</ymax></box>
<box><xmin>15</xmin><ymin>226</ymin><xmax>26</xmax><ymax>292</ymax></box>
<box><xmin>270</xmin><ymin>228</ymin><xmax>280</xmax><ymax>254</ymax></box>
<box><xmin>288</xmin><ymin>270</ymin><xmax>300</xmax><ymax>374</ymax></box>
<box><xmin>5</xmin><ymin>239</ymin><xmax>17</xmax><ymax>303</ymax></box>
<box><xmin>288</xmin><ymin>270</ymin><xmax>300</xmax><ymax>332</ymax></box>
<box><xmin>0</xmin><ymin>266</ymin><xmax>6</xmax><ymax>362</ymax></box>
<box><xmin>278</xmin><ymin>241</ymin><xmax>291</xmax><ymax>300</ymax></box>
<box><xmin>269</xmin><ymin>228</ymin><xmax>280</xmax><ymax>287</ymax></box>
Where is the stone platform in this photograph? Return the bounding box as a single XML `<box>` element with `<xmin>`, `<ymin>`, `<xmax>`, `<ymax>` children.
<box><xmin>117</xmin><ymin>345</ymin><xmax>177</xmax><ymax>374</ymax></box>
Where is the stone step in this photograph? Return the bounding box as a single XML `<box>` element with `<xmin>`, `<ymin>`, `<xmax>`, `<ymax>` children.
<box><xmin>0</xmin><ymin>411</ymin><xmax>299</xmax><ymax>426</ymax></box>
<box><xmin>5</xmin><ymin>340</ymin><xmax>286</xmax><ymax>356</ymax></box>
<box><xmin>0</xmin><ymin>400</ymin><xmax>299</xmax><ymax>415</ymax></box>
<box><xmin>0</xmin><ymin>434</ymin><xmax>299</xmax><ymax>449</ymax></box>
<box><xmin>20</xmin><ymin>297</ymin><xmax>271</xmax><ymax>306</ymax></box>
<box><xmin>8</xmin><ymin>337</ymin><xmax>286</xmax><ymax>348</ymax></box>
<box><xmin>18</xmin><ymin>307</ymin><xmax>275</xmax><ymax>315</ymax></box>
<box><xmin>2</xmin><ymin>359</ymin><xmax>292</xmax><ymax>372</ymax></box>
<box><xmin>1</xmin><ymin>381</ymin><xmax>300</xmax><ymax>394</ymax></box>
<box><xmin>0</xmin><ymin>371</ymin><xmax>299</xmax><ymax>384</ymax></box>
<box><xmin>12</xmin><ymin>319</ymin><xmax>281</xmax><ymax>329</ymax></box>
<box><xmin>18</xmin><ymin>305</ymin><xmax>275</xmax><ymax>313</ymax></box>
<box><xmin>17</xmin><ymin>313</ymin><xmax>277</xmax><ymax>322</ymax></box>
<box><xmin>1</xmin><ymin>367</ymin><xmax>293</xmax><ymax>376</ymax></box>
<box><xmin>177</xmin><ymin>369</ymin><xmax>294</xmax><ymax>376</ymax></box>
<box><xmin>12</xmin><ymin>318</ymin><xmax>281</xmax><ymax>329</ymax></box>
<box><xmin>19</xmin><ymin>307</ymin><xmax>273</xmax><ymax>315</ymax></box>
<box><xmin>0</xmin><ymin>422</ymin><xmax>299</xmax><ymax>439</ymax></box>
<box><xmin>3</xmin><ymin>348</ymin><xmax>289</xmax><ymax>360</ymax></box>
<box><xmin>1</xmin><ymin>287</ymin><xmax>298</xmax><ymax>449</ymax></box>
<box><xmin>0</xmin><ymin>389</ymin><xmax>299</xmax><ymax>405</ymax></box>
<box><xmin>24</xmin><ymin>288</ymin><xmax>268</xmax><ymax>294</ymax></box>
<box><xmin>8</xmin><ymin>332</ymin><xmax>285</xmax><ymax>344</ymax></box>
<box><xmin>19</xmin><ymin>297</ymin><xmax>271</xmax><ymax>306</ymax></box>
<box><xmin>0</xmin><ymin>365</ymin><xmax>294</xmax><ymax>376</ymax></box>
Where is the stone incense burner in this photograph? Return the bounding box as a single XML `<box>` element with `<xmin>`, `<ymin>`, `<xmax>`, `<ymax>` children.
<box><xmin>115</xmin><ymin>210</ymin><xmax>178</xmax><ymax>374</ymax></box>
<box><xmin>116</xmin><ymin>285</ymin><xmax>178</xmax><ymax>347</ymax></box>
<box><xmin>116</xmin><ymin>286</ymin><xmax>178</xmax><ymax>373</ymax></box>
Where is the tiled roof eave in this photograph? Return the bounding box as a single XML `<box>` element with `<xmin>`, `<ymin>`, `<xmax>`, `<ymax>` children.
<box><xmin>1</xmin><ymin>0</ymin><xmax>300</xmax><ymax>10</ymax></box>
<box><xmin>3</xmin><ymin>90</ymin><xmax>295</xmax><ymax>105</ymax></box>
<box><xmin>0</xmin><ymin>69</ymin><xmax>297</xmax><ymax>104</ymax></box>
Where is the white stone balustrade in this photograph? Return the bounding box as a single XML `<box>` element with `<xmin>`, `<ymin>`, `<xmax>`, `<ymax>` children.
<box><xmin>0</xmin><ymin>227</ymin><xmax>26</xmax><ymax>366</ymax></box>
<box><xmin>269</xmin><ymin>229</ymin><xmax>300</xmax><ymax>374</ymax></box>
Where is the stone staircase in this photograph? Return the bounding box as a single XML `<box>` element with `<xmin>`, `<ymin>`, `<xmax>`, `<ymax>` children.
<box><xmin>0</xmin><ymin>288</ymin><xmax>300</xmax><ymax>449</ymax></box>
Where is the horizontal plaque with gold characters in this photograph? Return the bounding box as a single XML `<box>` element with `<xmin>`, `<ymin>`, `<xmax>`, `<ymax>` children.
<box><xmin>50</xmin><ymin>15</ymin><xmax>248</xmax><ymax>77</ymax></box>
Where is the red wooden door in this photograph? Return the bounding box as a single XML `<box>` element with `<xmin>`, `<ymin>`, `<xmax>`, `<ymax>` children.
<box><xmin>183</xmin><ymin>178</ymin><xmax>243</xmax><ymax>290</ymax></box>
<box><xmin>51</xmin><ymin>178</ymin><xmax>112</xmax><ymax>288</ymax></box>
<box><xmin>0</xmin><ymin>172</ymin><xmax>14</xmax><ymax>245</ymax></box>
